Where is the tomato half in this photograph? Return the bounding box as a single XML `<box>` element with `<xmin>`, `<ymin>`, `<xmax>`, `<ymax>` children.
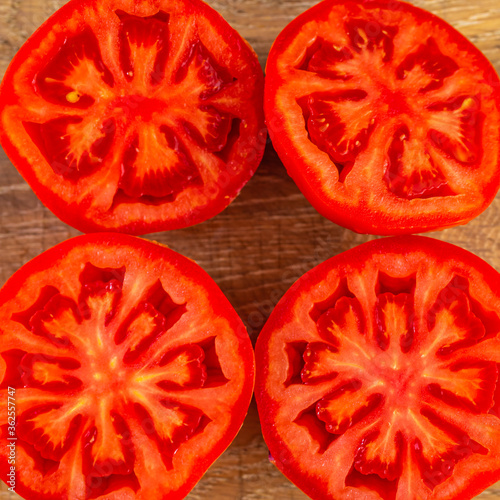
<box><xmin>255</xmin><ymin>236</ymin><xmax>500</xmax><ymax>499</ymax></box>
<box><xmin>0</xmin><ymin>234</ymin><xmax>254</xmax><ymax>499</ymax></box>
<box><xmin>265</xmin><ymin>0</ymin><xmax>500</xmax><ymax>235</ymax></box>
<box><xmin>0</xmin><ymin>0</ymin><xmax>265</xmax><ymax>235</ymax></box>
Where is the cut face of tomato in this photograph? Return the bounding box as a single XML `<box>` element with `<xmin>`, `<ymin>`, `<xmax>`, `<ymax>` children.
<box><xmin>255</xmin><ymin>236</ymin><xmax>500</xmax><ymax>500</ymax></box>
<box><xmin>0</xmin><ymin>0</ymin><xmax>265</xmax><ymax>234</ymax></box>
<box><xmin>265</xmin><ymin>0</ymin><xmax>500</xmax><ymax>234</ymax></box>
<box><xmin>0</xmin><ymin>234</ymin><xmax>254</xmax><ymax>499</ymax></box>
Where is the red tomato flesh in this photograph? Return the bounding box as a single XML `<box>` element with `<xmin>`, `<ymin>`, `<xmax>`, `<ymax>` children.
<box><xmin>255</xmin><ymin>236</ymin><xmax>500</xmax><ymax>499</ymax></box>
<box><xmin>0</xmin><ymin>234</ymin><xmax>254</xmax><ymax>499</ymax></box>
<box><xmin>265</xmin><ymin>0</ymin><xmax>500</xmax><ymax>234</ymax></box>
<box><xmin>0</xmin><ymin>0</ymin><xmax>265</xmax><ymax>234</ymax></box>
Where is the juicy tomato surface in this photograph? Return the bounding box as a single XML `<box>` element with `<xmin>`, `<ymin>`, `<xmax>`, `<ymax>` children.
<box><xmin>255</xmin><ymin>236</ymin><xmax>500</xmax><ymax>500</ymax></box>
<box><xmin>0</xmin><ymin>0</ymin><xmax>265</xmax><ymax>235</ymax></box>
<box><xmin>265</xmin><ymin>0</ymin><xmax>500</xmax><ymax>235</ymax></box>
<box><xmin>0</xmin><ymin>234</ymin><xmax>254</xmax><ymax>499</ymax></box>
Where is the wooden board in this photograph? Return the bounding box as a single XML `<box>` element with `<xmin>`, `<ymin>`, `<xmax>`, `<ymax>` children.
<box><xmin>1</xmin><ymin>0</ymin><xmax>500</xmax><ymax>498</ymax></box>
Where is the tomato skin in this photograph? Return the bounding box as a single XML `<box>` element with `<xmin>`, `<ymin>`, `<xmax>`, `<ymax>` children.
<box><xmin>265</xmin><ymin>0</ymin><xmax>500</xmax><ymax>235</ymax></box>
<box><xmin>0</xmin><ymin>0</ymin><xmax>265</xmax><ymax>235</ymax></box>
<box><xmin>255</xmin><ymin>236</ymin><xmax>500</xmax><ymax>500</ymax></box>
<box><xmin>0</xmin><ymin>233</ymin><xmax>254</xmax><ymax>500</ymax></box>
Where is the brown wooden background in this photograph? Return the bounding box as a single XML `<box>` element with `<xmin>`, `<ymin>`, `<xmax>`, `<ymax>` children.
<box><xmin>1</xmin><ymin>0</ymin><xmax>500</xmax><ymax>498</ymax></box>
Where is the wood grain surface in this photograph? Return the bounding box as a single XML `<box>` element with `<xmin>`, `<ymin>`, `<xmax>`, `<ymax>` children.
<box><xmin>1</xmin><ymin>0</ymin><xmax>500</xmax><ymax>498</ymax></box>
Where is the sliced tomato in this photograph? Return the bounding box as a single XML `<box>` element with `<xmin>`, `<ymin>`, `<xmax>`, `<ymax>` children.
<box><xmin>0</xmin><ymin>234</ymin><xmax>254</xmax><ymax>499</ymax></box>
<box><xmin>265</xmin><ymin>0</ymin><xmax>500</xmax><ymax>234</ymax></box>
<box><xmin>255</xmin><ymin>236</ymin><xmax>500</xmax><ymax>499</ymax></box>
<box><xmin>0</xmin><ymin>0</ymin><xmax>265</xmax><ymax>234</ymax></box>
